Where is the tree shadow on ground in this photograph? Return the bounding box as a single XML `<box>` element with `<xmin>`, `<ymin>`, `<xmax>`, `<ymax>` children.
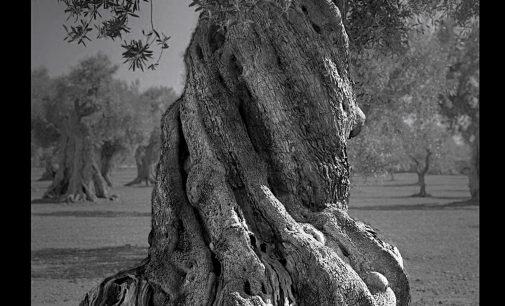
<box><xmin>353</xmin><ymin>194</ymin><xmax>468</xmax><ymax>200</ymax></box>
<box><xmin>359</xmin><ymin>182</ymin><xmax>419</xmax><ymax>188</ymax></box>
<box><xmin>31</xmin><ymin>245</ymin><xmax>148</xmax><ymax>280</ymax></box>
<box><xmin>425</xmin><ymin>195</ymin><xmax>470</xmax><ymax>200</ymax></box>
<box><xmin>350</xmin><ymin>198</ymin><xmax>479</xmax><ymax>211</ymax></box>
<box><xmin>31</xmin><ymin>197</ymin><xmax>120</xmax><ymax>205</ymax></box>
<box><xmin>32</xmin><ymin>211</ymin><xmax>150</xmax><ymax>218</ymax></box>
<box><xmin>31</xmin><ymin>198</ymin><xmax>71</xmax><ymax>205</ymax></box>
<box><xmin>122</xmin><ymin>184</ymin><xmax>154</xmax><ymax>188</ymax></box>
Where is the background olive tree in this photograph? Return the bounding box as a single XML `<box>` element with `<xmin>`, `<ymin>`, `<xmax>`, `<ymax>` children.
<box><xmin>125</xmin><ymin>86</ymin><xmax>178</xmax><ymax>186</ymax></box>
<box><xmin>31</xmin><ymin>68</ymin><xmax>61</xmax><ymax>180</ymax></box>
<box><xmin>347</xmin><ymin>2</ymin><xmax>478</xmax><ymax>201</ymax></box>
<box><xmin>32</xmin><ymin>53</ymin><xmax>144</xmax><ymax>201</ymax></box>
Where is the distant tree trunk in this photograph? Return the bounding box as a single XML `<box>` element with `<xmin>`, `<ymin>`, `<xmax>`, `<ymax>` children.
<box><xmin>43</xmin><ymin>101</ymin><xmax>110</xmax><ymax>202</ymax></box>
<box><xmin>411</xmin><ymin>149</ymin><xmax>432</xmax><ymax>197</ymax></box>
<box><xmin>416</xmin><ymin>172</ymin><xmax>427</xmax><ymax>197</ymax></box>
<box><xmin>81</xmin><ymin>2</ymin><xmax>410</xmax><ymax>305</ymax></box>
<box><xmin>468</xmin><ymin>132</ymin><xmax>479</xmax><ymax>202</ymax></box>
<box><xmin>125</xmin><ymin>130</ymin><xmax>160</xmax><ymax>186</ymax></box>
<box><xmin>388</xmin><ymin>170</ymin><xmax>395</xmax><ymax>181</ymax></box>
<box><xmin>99</xmin><ymin>140</ymin><xmax>125</xmax><ymax>187</ymax></box>
<box><xmin>38</xmin><ymin>153</ymin><xmax>57</xmax><ymax>181</ymax></box>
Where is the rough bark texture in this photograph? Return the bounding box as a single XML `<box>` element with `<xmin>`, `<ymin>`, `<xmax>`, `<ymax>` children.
<box><xmin>81</xmin><ymin>1</ymin><xmax>410</xmax><ymax>305</ymax></box>
<box><xmin>125</xmin><ymin>131</ymin><xmax>161</xmax><ymax>186</ymax></box>
<box><xmin>43</xmin><ymin>108</ymin><xmax>110</xmax><ymax>202</ymax></box>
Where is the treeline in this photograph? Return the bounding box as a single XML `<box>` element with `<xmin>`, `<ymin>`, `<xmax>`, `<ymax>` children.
<box><xmin>31</xmin><ymin>53</ymin><xmax>178</xmax><ymax>201</ymax></box>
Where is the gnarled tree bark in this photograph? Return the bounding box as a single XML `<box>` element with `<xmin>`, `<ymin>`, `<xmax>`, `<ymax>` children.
<box><xmin>81</xmin><ymin>1</ymin><xmax>410</xmax><ymax>305</ymax></box>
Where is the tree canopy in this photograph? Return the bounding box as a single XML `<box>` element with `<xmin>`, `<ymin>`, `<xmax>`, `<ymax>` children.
<box><xmin>347</xmin><ymin>0</ymin><xmax>478</xmax><ymax>180</ymax></box>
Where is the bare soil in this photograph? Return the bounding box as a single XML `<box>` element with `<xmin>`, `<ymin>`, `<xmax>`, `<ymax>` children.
<box><xmin>31</xmin><ymin>169</ymin><xmax>478</xmax><ymax>305</ymax></box>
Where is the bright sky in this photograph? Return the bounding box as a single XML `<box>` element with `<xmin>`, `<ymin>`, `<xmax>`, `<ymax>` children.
<box><xmin>31</xmin><ymin>0</ymin><xmax>199</xmax><ymax>94</ymax></box>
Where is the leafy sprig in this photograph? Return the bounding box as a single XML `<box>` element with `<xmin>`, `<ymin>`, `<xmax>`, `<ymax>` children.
<box><xmin>59</xmin><ymin>0</ymin><xmax>170</xmax><ymax>71</ymax></box>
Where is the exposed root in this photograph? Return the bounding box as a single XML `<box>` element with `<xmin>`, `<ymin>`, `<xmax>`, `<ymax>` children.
<box><xmin>312</xmin><ymin>208</ymin><xmax>410</xmax><ymax>306</ymax></box>
<box><xmin>79</xmin><ymin>259</ymin><xmax>170</xmax><ymax>306</ymax></box>
<box><xmin>124</xmin><ymin>176</ymin><xmax>156</xmax><ymax>187</ymax></box>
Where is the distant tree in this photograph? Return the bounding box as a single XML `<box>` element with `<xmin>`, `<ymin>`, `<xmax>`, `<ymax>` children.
<box><xmin>125</xmin><ymin>129</ymin><xmax>161</xmax><ymax>186</ymax></box>
<box><xmin>31</xmin><ymin>68</ymin><xmax>60</xmax><ymax>180</ymax></box>
<box><xmin>438</xmin><ymin>22</ymin><xmax>479</xmax><ymax>202</ymax></box>
<box><xmin>349</xmin><ymin>0</ymin><xmax>478</xmax><ymax>189</ymax></box>
<box><xmin>125</xmin><ymin>86</ymin><xmax>177</xmax><ymax>186</ymax></box>
<box><xmin>93</xmin><ymin>79</ymin><xmax>145</xmax><ymax>187</ymax></box>
<box><xmin>348</xmin><ymin>114</ymin><xmax>406</xmax><ymax>182</ymax></box>
<box><xmin>440</xmin><ymin>134</ymin><xmax>470</xmax><ymax>174</ymax></box>
<box><xmin>347</xmin><ymin>49</ymin><xmax>407</xmax><ymax>182</ymax></box>
<box><xmin>399</xmin><ymin>112</ymin><xmax>450</xmax><ymax>197</ymax></box>
<box><xmin>393</xmin><ymin>23</ymin><xmax>454</xmax><ymax>197</ymax></box>
<box><xmin>42</xmin><ymin>53</ymin><xmax>144</xmax><ymax>202</ymax></box>
<box><xmin>410</xmin><ymin>0</ymin><xmax>478</xmax><ymax>29</ymax></box>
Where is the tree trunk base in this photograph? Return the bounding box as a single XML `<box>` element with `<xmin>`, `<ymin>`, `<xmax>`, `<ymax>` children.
<box><xmin>103</xmin><ymin>174</ymin><xmax>113</xmax><ymax>188</ymax></box>
<box><xmin>124</xmin><ymin>176</ymin><xmax>156</xmax><ymax>187</ymax></box>
<box><xmin>41</xmin><ymin>193</ymin><xmax>120</xmax><ymax>203</ymax></box>
<box><xmin>37</xmin><ymin>170</ymin><xmax>56</xmax><ymax>181</ymax></box>
<box><xmin>80</xmin><ymin>259</ymin><xmax>169</xmax><ymax>306</ymax></box>
<box><xmin>468</xmin><ymin>195</ymin><xmax>479</xmax><ymax>206</ymax></box>
<box><xmin>410</xmin><ymin>192</ymin><xmax>431</xmax><ymax>198</ymax></box>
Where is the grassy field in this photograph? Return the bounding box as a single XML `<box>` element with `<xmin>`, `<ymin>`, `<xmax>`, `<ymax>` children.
<box><xmin>31</xmin><ymin>168</ymin><xmax>479</xmax><ymax>305</ymax></box>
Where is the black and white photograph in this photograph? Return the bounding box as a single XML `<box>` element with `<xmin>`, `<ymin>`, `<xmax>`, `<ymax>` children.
<box><xmin>31</xmin><ymin>0</ymin><xmax>479</xmax><ymax>305</ymax></box>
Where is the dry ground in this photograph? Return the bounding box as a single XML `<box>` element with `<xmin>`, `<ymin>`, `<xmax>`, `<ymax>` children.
<box><xmin>31</xmin><ymin>168</ymin><xmax>479</xmax><ymax>305</ymax></box>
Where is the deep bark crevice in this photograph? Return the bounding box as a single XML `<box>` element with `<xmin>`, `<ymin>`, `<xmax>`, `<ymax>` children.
<box><xmin>311</xmin><ymin>22</ymin><xmax>322</xmax><ymax>34</ymax></box>
<box><xmin>208</xmin><ymin>24</ymin><xmax>226</xmax><ymax>54</ymax></box>
<box><xmin>196</xmin><ymin>45</ymin><xmax>205</xmax><ymax>61</ymax></box>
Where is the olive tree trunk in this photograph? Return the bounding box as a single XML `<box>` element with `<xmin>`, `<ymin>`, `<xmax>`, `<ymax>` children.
<box><xmin>81</xmin><ymin>1</ymin><xmax>410</xmax><ymax>305</ymax></box>
<box><xmin>415</xmin><ymin>173</ymin><xmax>427</xmax><ymax>197</ymax></box>
<box><xmin>99</xmin><ymin>140</ymin><xmax>125</xmax><ymax>187</ymax></box>
<box><xmin>468</xmin><ymin>132</ymin><xmax>479</xmax><ymax>202</ymax></box>
<box><xmin>411</xmin><ymin>149</ymin><xmax>432</xmax><ymax>198</ymax></box>
<box><xmin>389</xmin><ymin>171</ymin><xmax>395</xmax><ymax>181</ymax></box>
<box><xmin>43</xmin><ymin>104</ymin><xmax>110</xmax><ymax>202</ymax></box>
<box><xmin>38</xmin><ymin>152</ymin><xmax>57</xmax><ymax>181</ymax></box>
<box><xmin>125</xmin><ymin>131</ymin><xmax>161</xmax><ymax>186</ymax></box>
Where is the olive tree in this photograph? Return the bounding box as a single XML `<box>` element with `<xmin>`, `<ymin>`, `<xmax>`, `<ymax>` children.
<box><xmin>42</xmin><ymin>53</ymin><xmax>144</xmax><ymax>201</ymax></box>
<box><xmin>439</xmin><ymin>23</ymin><xmax>479</xmax><ymax>202</ymax></box>
<box><xmin>31</xmin><ymin>68</ymin><xmax>60</xmax><ymax>180</ymax></box>
<box><xmin>60</xmin><ymin>1</ymin><xmax>411</xmax><ymax>305</ymax></box>
<box><xmin>94</xmin><ymin>79</ymin><xmax>145</xmax><ymax>187</ymax></box>
<box><xmin>411</xmin><ymin>0</ymin><xmax>479</xmax><ymax>202</ymax></box>
<box><xmin>125</xmin><ymin>86</ymin><xmax>178</xmax><ymax>186</ymax></box>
